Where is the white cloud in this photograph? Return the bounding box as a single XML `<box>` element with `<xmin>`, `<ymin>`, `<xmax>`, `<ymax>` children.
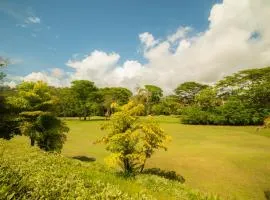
<box><xmin>167</xmin><ymin>26</ymin><xmax>192</xmax><ymax>43</ymax></box>
<box><xmin>25</xmin><ymin>16</ymin><xmax>41</xmax><ymax>24</ymax></box>
<box><xmin>3</xmin><ymin>81</ymin><xmax>16</xmax><ymax>88</ymax></box>
<box><xmin>139</xmin><ymin>32</ymin><xmax>158</xmax><ymax>48</ymax></box>
<box><xmin>23</xmin><ymin>71</ymin><xmax>70</xmax><ymax>87</ymax></box>
<box><xmin>51</xmin><ymin>68</ymin><xmax>64</xmax><ymax>78</ymax></box>
<box><xmin>19</xmin><ymin>0</ymin><xmax>270</xmax><ymax>93</ymax></box>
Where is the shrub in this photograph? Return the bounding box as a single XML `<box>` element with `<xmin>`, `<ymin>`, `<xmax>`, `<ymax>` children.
<box><xmin>182</xmin><ymin>99</ymin><xmax>265</xmax><ymax>126</ymax></box>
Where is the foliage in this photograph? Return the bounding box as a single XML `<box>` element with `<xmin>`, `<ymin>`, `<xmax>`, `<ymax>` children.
<box><xmin>144</xmin><ymin>85</ymin><xmax>163</xmax><ymax>103</ymax></box>
<box><xmin>71</xmin><ymin>80</ymin><xmax>98</xmax><ymax>120</ymax></box>
<box><xmin>6</xmin><ymin>81</ymin><xmax>69</xmax><ymax>151</ymax></box>
<box><xmin>98</xmin><ymin>101</ymin><xmax>170</xmax><ymax>174</ymax></box>
<box><xmin>99</xmin><ymin>87</ymin><xmax>132</xmax><ymax>117</ymax></box>
<box><xmin>263</xmin><ymin>116</ymin><xmax>270</xmax><ymax>128</ymax></box>
<box><xmin>0</xmin><ymin>57</ymin><xmax>8</xmax><ymax>82</ymax></box>
<box><xmin>133</xmin><ymin>85</ymin><xmax>164</xmax><ymax>115</ymax></box>
<box><xmin>0</xmin><ymin>139</ymin><xmax>221</xmax><ymax>200</ymax></box>
<box><xmin>0</xmin><ymin>59</ymin><xmax>21</xmax><ymax>140</ymax></box>
<box><xmin>174</xmin><ymin>82</ymin><xmax>209</xmax><ymax>105</ymax></box>
<box><xmin>195</xmin><ymin>87</ymin><xmax>219</xmax><ymax>110</ymax></box>
<box><xmin>8</xmin><ymin>81</ymin><xmax>54</xmax><ymax>112</ymax></box>
<box><xmin>182</xmin><ymin>98</ymin><xmax>265</xmax><ymax>125</ymax></box>
<box><xmin>19</xmin><ymin>112</ymin><xmax>69</xmax><ymax>152</ymax></box>
<box><xmin>52</xmin><ymin>87</ymin><xmax>78</xmax><ymax>117</ymax></box>
<box><xmin>183</xmin><ymin>67</ymin><xmax>270</xmax><ymax>125</ymax></box>
<box><xmin>35</xmin><ymin>113</ymin><xmax>69</xmax><ymax>152</ymax></box>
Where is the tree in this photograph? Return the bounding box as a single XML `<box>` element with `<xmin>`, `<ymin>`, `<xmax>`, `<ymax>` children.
<box><xmin>174</xmin><ymin>82</ymin><xmax>208</xmax><ymax>105</ymax></box>
<box><xmin>71</xmin><ymin>80</ymin><xmax>98</xmax><ymax>120</ymax></box>
<box><xmin>99</xmin><ymin>87</ymin><xmax>132</xmax><ymax>117</ymax></box>
<box><xmin>144</xmin><ymin>85</ymin><xmax>163</xmax><ymax>103</ymax></box>
<box><xmin>8</xmin><ymin>81</ymin><xmax>68</xmax><ymax>151</ymax></box>
<box><xmin>97</xmin><ymin>101</ymin><xmax>170</xmax><ymax>174</ymax></box>
<box><xmin>53</xmin><ymin>87</ymin><xmax>78</xmax><ymax>117</ymax></box>
<box><xmin>132</xmin><ymin>85</ymin><xmax>163</xmax><ymax>115</ymax></box>
<box><xmin>216</xmin><ymin>66</ymin><xmax>270</xmax><ymax>99</ymax></box>
<box><xmin>144</xmin><ymin>85</ymin><xmax>163</xmax><ymax>114</ymax></box>
<box><xmin>0</xmin><ymin>58</ymin><xmax>21</xmax><ymax>139</ymax></box>
<box><xmin>0</xmin><ymin>57</ymin><xmax>8</xmax><ymax>82</ymax></box>
<box><xmin>195</xmin><ymin>87</ymin><xmax>218</xmax><ymax>110</ymax></box>
<box><xmin>35</xmin><ymin>113</ymin><xmax>69</xmax><ymax>152</ymax></box>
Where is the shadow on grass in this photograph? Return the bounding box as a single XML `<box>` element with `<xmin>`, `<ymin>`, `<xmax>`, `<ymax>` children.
<box><xmin>142</xmin><ymin>168</ymin><xmax>185</xmax><ymax>183</ymax></box>
<box><xmin>265</xmin><ymin>190</ymin><xmax>270</xmax><ymax>200</ymax></box>
<box><xmin>72</xmin><ymin>156</ymin><xmax>96</xmax><ymax>162</ymax></box>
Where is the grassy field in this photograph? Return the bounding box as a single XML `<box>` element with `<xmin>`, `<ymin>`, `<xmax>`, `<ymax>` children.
<box><xmin>1</xmin><ymin>138</ymin><xmax>218</xmax><ymax>200</ymax></box>
<box><xmin>60</xmin><ymin>116</ymin><xmax>270</xmax><ymax>200</ymax></box>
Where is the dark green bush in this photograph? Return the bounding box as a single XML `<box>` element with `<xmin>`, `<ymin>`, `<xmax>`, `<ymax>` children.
<box><xmin>182</xmin><ymin>100</ymin><xmax>266</xmax><ymax>125</ymax></box>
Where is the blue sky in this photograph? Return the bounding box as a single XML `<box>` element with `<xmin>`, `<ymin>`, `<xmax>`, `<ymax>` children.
<box><xmin>1</xmin><ymin>0</ymin><xmax>219</xmax><ymax>76</ymax></box>
<box><xmin>1</xmin><ymin>0</ymin><xmax>269</xmax><ymax>92</ymax></box>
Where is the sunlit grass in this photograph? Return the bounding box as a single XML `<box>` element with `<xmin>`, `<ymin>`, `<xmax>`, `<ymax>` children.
<box><xmin>59</xmin><ymin>116</ymin><xmax>270</xmax><ymax>200</ymax></box>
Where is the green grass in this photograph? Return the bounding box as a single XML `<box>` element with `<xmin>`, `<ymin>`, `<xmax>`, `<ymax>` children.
<box><xmin>8</xmin><ymin>116</ymin><xmax>270</xmax><ymax>199</ymax></box>
<box><xmin>0</xmin><ymin>139</ymin><xmax>219</xmax><ymax>200</ymax></box>
<box><xmin>59</xmin><ymin>116</ymin><xmax>270</xmax><ymax>200</ymax></box>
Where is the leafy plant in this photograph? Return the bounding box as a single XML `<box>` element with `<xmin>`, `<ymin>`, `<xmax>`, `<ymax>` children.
<box><xmin>97</xmin><ymin>101</ymin><xmax>170</xmax><ymax>174</ymax></box>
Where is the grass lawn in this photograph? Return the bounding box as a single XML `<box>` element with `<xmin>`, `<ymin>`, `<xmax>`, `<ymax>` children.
<box><xmin>60</xmin><ymin>116</ymin><xmax>270</xmax><ymax>200</ymax></box>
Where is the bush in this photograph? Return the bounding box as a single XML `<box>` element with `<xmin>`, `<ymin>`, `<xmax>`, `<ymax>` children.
<box><xmin>182</xmin><ymin>99</ymin><xmax>266</xmax><ymax>125</ymax></box>
<box><xmin>151</xmin><ymin>103</ymin><xmax>170</xmax><ymax>115</ymax></box>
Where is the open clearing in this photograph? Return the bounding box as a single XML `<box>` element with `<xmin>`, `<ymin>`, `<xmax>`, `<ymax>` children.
<box><xmin>59</xmin><ymin>116</ymin><xmax>270</xmax><ymax>200</ymax></box>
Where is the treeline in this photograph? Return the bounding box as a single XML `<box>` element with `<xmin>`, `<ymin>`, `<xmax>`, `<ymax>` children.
<box><xmin>1</xmin><ymin>64</ymin><xmax>270</xmax><ymax>142</ymax></box>
<box><xmin>46</xmin><ymin>66</ymin><xmax>270</xmax><ymax>126</ymax></box>
<box><xmin>52</xmin><ymin>82</ymin><xmax>182</xmax><ymax>118</ymax></box>
<box><xmin>181</xmin><ymin>67</ymin><xmax>270</xmax><ymax>125</ymax></box>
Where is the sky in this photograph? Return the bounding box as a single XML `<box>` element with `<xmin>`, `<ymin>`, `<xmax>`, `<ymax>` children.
<box><xmin>1</xmin><ymin>0</ymin><xmax>270</xmax><ymax>92</ymax></box>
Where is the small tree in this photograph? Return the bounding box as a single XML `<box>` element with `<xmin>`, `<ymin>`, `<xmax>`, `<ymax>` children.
<box><xmin>97</xmin><ymin>101</ymin><xmax>170</xmax><ymax>174</ymax></box>
<box><xmin>8</xmin><ymin>81</ymin><xmax>69</xmax><ymax>151</ymax></box>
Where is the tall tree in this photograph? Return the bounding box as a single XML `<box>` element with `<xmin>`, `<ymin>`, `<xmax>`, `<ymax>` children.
<box><xmin>99</xmin><ymin>87</ymin><xmax>132</xmax><ymax>116</ymax></box>
<box><xmin>0</xmin><ymin>58</ymin><xmax>20</xmax><ymax>139</ymax></box>
<box><xmin>144</xmin><ymin>85</ymin><xmax>163</xmax><ymax>103</ymax></box>
<box><xmin>174</xmin><ymin>82</ymin><xmax>209</xmax><ymax>105</ymax></box>
<box><xmin>195</xmin><ymin>87</ymin><xmax>218</xmax><ymax>110</ymax></box>
<box><xmin>133</xmin><ymin>85</ymin><xmax>163</xmax><ymax>115</ymax></box>
<box><xmin>71</xmin><ymin>80</ymin><xmax>98</xmax><ymax>120</ymax></box>
<box><xmin>52</xmin><ymin>87</ymin><xmax>78</xmax><ymax>117</ymax></box>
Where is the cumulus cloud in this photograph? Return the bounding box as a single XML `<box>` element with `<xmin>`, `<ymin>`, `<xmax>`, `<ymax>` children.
<box><xmin>23</xmin><ymin>71</ymin><xmax>70</xmax><ymax>87</ymax></box>
<box><xmin>167</xmin><ymin>26</ymin><xmax>192</xmax><ymax>43</ymax></box>
<box><xmin>139</xmin><ymin>32</ymin><xmax>158</xmax><ymax>48</ymax></box>
<box><xmin>20</xmin><ymin>0</ymin><xmax>270</xmax><ymax>93</ymax></box>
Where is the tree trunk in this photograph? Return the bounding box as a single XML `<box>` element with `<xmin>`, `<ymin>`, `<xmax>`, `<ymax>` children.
<box><xmin>140</xmin><ymin>159</ymin><xmax>147</xmax><ymax>173</ymax></box>
<box><xmin>30</xmin><ymin>137</ymin><xmax>35</xmax><ymax>146</ymax></box>
<box><xmin>84</xmin><ymin>116</ymin><xmax>86</xmax><ymax>120</ymax></box>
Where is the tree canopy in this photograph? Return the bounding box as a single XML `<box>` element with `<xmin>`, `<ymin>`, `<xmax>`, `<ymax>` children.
<box><xmin>174</xmin><ymin>82</ymin><xmax>209</xmax><ymax>104</ymax></box>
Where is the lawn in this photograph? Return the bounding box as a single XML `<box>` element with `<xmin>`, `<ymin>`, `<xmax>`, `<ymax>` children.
<box><xmin>61</xmin><ymin>116</ymin><xmax>270</xmax><ymax>200</ymax></box>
